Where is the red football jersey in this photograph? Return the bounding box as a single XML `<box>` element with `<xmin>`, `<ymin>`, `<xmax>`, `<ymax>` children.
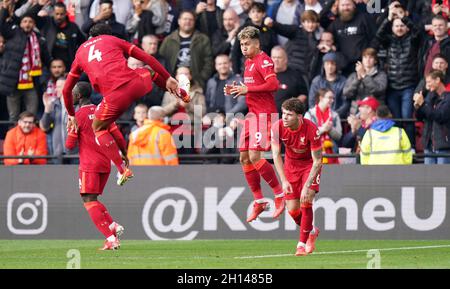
<box><xmin>70</xmin><ymin>35</ymin><xmax>140</xmax><ymax>96</ymax></box>
<box><xmin>66</xmin><ymin>105</ymin><xmax>111</xmax><ymax>173</ymax></box>
<box><xmin>272</xmin><ymin>118</ymin><xmax>322</xmax><ymax>163</ymax></box>
<box><xmin>243</xmin><ymin>51</ymin><xmax>278</xmax><ymax>115</ymax></box>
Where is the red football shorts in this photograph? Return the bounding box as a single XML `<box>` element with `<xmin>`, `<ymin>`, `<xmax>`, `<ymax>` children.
<box><xmin>284</xmin><ymin>160</ymin><xmax>321</xmax><ymax>200</ymax></box>
<box><xmin>239</xmin><ymin>115</ymin><xmax>273</xmax><ymax>152</ymax></box>
<box><xmin>95</xmin><ymin>67</ymin><xmax>153</xmax><ymax>123</ymax></box>
<box><xmin>79</xmin><ymin>170</ymin><xmax>110</xmax><ymax>195</ymax></box>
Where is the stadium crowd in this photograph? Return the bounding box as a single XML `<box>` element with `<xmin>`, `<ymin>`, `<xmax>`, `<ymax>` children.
<box><xmin>0</xmin><ymin>0</ymin><xmax>449</xmax><ymax>165</ymax></box>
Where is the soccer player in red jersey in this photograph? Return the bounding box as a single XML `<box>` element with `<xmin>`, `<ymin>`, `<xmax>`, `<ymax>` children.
<box><xmin>63</xmin><ymin>23</ymin><xmax>189</xmax><ymax>186</ymax></box>
<box><xmin>227</xmin><ymin>26</ymin><xmax>285</xmax><ymax>222</ymax></box>
<box><xmin>271</xmin><ymin>98</ymin><xmax>322</xmax><ymax>256</ymax></box>
<box><xmin>65</xmin><ymin>82</ymin><xmax>124</xmax><ymax>250</ymax></box>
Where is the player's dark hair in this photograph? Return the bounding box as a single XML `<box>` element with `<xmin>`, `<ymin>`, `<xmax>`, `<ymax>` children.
<box><xmin>89</xmin><ymin>23</ymin><xmax>112</xmax><ymax>37</ymax></box>
<box><xmin>73</xmin><ymin>82</ymin><xmax>92</xmax><ymax>100</ymax></box>
<box><xmin>282</xmin><ymin>98</ymin><xmax>305</xmax><ymax>115</ymax></box>
<box><xmin>376</xmin><ymin>105</ymin><xmax>392</xmax><ymax>119</ymax></box>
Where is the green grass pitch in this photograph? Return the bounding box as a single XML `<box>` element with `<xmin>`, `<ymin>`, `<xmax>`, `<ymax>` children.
<box><xmin>1</xmin><ymin>240</ymin><xmax>450</xmax><ymax>269</ymax></box>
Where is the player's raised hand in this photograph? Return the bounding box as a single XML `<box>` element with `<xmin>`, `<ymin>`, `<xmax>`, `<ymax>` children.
<box><xmin>67</xmin><ymin>115</ymin><xmax>78</xmax><ymax>133</ymax></box>
<box><xmin>229</xmin><ymin>81</ymin><xmax>248</xmax><ymax>98</ymax></box>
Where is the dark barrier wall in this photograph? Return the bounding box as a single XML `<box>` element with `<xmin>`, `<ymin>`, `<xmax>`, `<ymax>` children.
<box><xmin>0</xmin><ymin>165</ymin><xmax>449</xmax><ymax>239</ymax></box>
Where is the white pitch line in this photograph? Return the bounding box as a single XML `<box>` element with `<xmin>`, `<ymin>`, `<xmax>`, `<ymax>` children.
<box><xmin>234</xmin><ymin>244</ymin><xmax>450</xmax><ymax>259</ymax></box>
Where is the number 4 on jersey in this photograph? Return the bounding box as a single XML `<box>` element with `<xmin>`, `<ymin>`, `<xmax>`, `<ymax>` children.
<box><xmin>88</xmin><ymin>45</ymin><xmax>102</xmax><ymax>62</ymax></box>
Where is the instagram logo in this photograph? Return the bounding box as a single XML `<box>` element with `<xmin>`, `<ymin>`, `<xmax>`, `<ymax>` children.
<box><xmin>7</xmin><ymin>193</ymin><xmax>48</xmax><ymax>235</ymax></box>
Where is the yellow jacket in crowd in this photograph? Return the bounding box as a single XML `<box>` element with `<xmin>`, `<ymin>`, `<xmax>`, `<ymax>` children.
<box><xmin>127</xmin><ymin>119</ymin><xmax>179</xmax><ymax>166</ymax></box>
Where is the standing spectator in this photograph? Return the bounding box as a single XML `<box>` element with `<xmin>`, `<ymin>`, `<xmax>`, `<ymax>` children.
<box><xmin>376</xmin><ymin>5</ymin><xmax>421</xmax><ymax>148</ymax></box>
<box><xmin>264</xmin><ymin>10</ymin><xmax>322</xmax><ymax>84</ymax></box>
<box><xmin>414</xmin><ymin>70</ymin><xmax>450</xmax><ymax>164</ymax></box>
<box><xmin>195</xmin><ymin>0</ymin><xmax>221</xmax><ymax>39</ymax></box>
<box><xmin>204</xmin><ymin>54</ymin><xmax>247</xmax><ymax>114</ymax></box>
<box><xmin>327</xmin><ymin>0</ymin><xmax>376</xmax><ymax>75</ymax></box>
<box><xmin>304</xmin><ymin>0</ymin><xmax>322</xmax><ymax>14</ymax></box>
<box><xmin>149</xmin><ymin>0</ymin><xmax>179</xmax><ymax>39</ymax></box>
<box><xmin>341</xmin><ymin>96</ymin><xmax>379</xmax><ymax>154</ymax></box>
<box><xmin>211</xmin><ymin>8</ymin><xmax>240</xmax><ymax>57</ymax></box>
<box><xmin>305</xmin><ymin>88</ymin><xmax>342</xmax><ymax>164</ymax></box>
<box><xmin>39</xmin><ymin>76</ymin><xmax>71</xmax><ymax>163</ymax></box>
<box><xmin>82</xmin><ymin>0</ymin><xmax>128</xmax><ymax>40</ymax></box>
<box><xmin>0</xmin><ymin>7</ymin><xmax>51</xmax><ymax>122</ymax></box>
<box><xmin>267</xmin><ymin>0</ymin><xmax>305</xmax><ymax>45</ymax></box>
<box><xmin>88</xmin><ymin>0</ymin><xmax>133</xmax><ymax>26</ymax></box>
<box><xmin>127</xmin><ymin>106</ymin><xmax>178</xmax><ymax>165</ymax></box>
<box><xmin>159</xmin><ymin>10</ymin><xmax>213</xmax><ymax>89</ymax></box>
<box><xmin>69</xmin><ymin>0</ymin><xmax>92</xmax><ymax>30</ymax></box>
<box><xmin>126</xmin><ymin>0</ymin><xmax>155</xmax><ymax>45</ymax></box>
<box><xmin>342</xmin><ymin>47</ymin><xmax>388</xmax><ymax>116</ymax></box>
<box><xmin>271</xmin><ymin>46</ymin><xmax>308</xmax><ymax>112</ymax></box>
<box><xmin>37</xmin><ymin>1</ymin><xmax>85</xmax><ymax>70</ymax></box>
<box><xmin>308</xmin><ymin>52</ymin><xmax>347</xmax><ymax>118</ymax></box>
<box><xmin>232</xmin><ymin>2</ymin><xmax>278</xmax><ymax>75</ymax></box>
<box><xmin>3</xmin><ymin>111</ymin><xmax>47</xmax><ymax>165</ymax></box>
<box><xmin>130</xmin><ymin>103</ymin><xmax>148</xmax><ymax>133</ymax></box>
<box><xmin>416</xmin><ymin>54</ymin><xmax>450</xmax><ymax>96</ymax></box>
<box><xmin>360</xmin><ymin>104</ymin><xmax>412</xmax><ymax>165</ymax></box>
<box><xmin>420</xmin><ymin>15</ymin><xmax>450</xmax><ymax>79</ymax></box>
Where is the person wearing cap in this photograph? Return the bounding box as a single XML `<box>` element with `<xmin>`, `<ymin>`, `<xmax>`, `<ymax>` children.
<box><xmin>360</xmin><ymin>105</ymin><xmax>412</xmax><ymax>165</ymax></box>
<box><xmin>308</xmin><ymin>52</ymin><xmax>347</xmax><ymax>118</ymax></box>
<box><xmin>341</xmin><ymin>96</ymin><xmax>379</xmax><ymax>156</ymax></box>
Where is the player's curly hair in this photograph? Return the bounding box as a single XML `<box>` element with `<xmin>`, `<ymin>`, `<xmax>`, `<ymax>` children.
<box><xmin>282</xmin><ymin>98</ymin><xmax>305</xmax><ymax>115</ymax></box>
<box><xmin>73</xmin><ymin>82</ymin><xmax>92</xmax><ymax>100</ymax></box>
<box><xmin>89</xmin><ymin>23</ymin><xmax>112</xmax><ymax>37</ymax></box>
<box><xmin>238</xmin><ymin>26</ymin><xmax>260</xmax><ymax>41</ymax></box>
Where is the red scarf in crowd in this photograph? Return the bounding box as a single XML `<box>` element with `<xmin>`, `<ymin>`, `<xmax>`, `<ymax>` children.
<box><xmin>18</xmin><ymin>32</ymin><xmax>42</xmax><ymax>90</ymax></box>
<box><xmin>315</xmin><ymin>105</ymin><xmax>339</xmax><ymax>164</ymax></box>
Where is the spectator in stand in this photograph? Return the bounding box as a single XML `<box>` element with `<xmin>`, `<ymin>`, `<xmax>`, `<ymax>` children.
<box><xmin>125</xmin><ymin>0</ymin><xmax>155</xmax><ymax>45</ymax></box>
<box><xmin>36</xmin><ymin>1</ymin><xmax>85</xmax><ymax>70</ymax></box>
<box><xmin>414</xmin><ymin>70</ymin><xmax>450</xmax><ymax>164</ymax></box>
<box><xmin>341</xmin><ymin>96</ymin><xmax>379</xmax><ymax>155</ymax></box>
<box><xmin>130</xmin><ymin>103</ymin><xmax>148</xmax><ymax>133</ymax></box>
<box><xmin>360</xmin><ymin>104</ymin><xmax>412</xmax><ymax>165</ymax></box>
<box><xmin>0</xmin><ymin>4</ymin><xmax>51</xmax><ymax>122</ymax></box>
<box><xmin>68</xmin><ymin>0</ymin><xmax>91</xmax><ymax>30</ymax></box>
<box><xmin>308</xmin><ymin>52</ymin><xmax>347</xmax><ymax>118</ymax></box>
<box><xmin>267</xmin><ymin>0</ymin><xmax>305</xmax><ymax>46</ymax></box>
<box><xmin>82</xmin><ymin>0</ymin><xmax>128</xmax><ymax>40</ymax></box>
<box><xmin>416</xmin><ymin>54</ymin><xmax>450</xmax><ymax>96</ymax></box>
<box><xmin>3</xmin><ymin>111</ymin><xmax>47</xmax><ymax>165</ymax></box>
<box><xmin>319</xmin><ymin>0</ymin><xmax>339</xmax><ymax>29</ymax></box>
<box><xmin>342</xmin><ymin>47</ymin><xmax>388</xmax><ymax>117</ymax></box>
<box><xmin>211</xmin><ymin>8</ymin><xmax>240</xmax><ymax>57</ymax></box>
<box><xmin>232</xmin><ymin>2</ymin><xmax>278</xmax><ymax>75</ymax></box>
<box><xmin>149</xmin><ymin>0</ymin><xmax>179</xmax><ymax>39</ymax></box>
<box><xmin>420</xmin><ymin>15</ymin><xmax>450</xmax><ymax>79</ymax></box>
<box><xmin>204</xmin><ymin>54</ymin><xmax>247</xmax><ymax>115</ymax></box>
<box><xmin>159</xmin><ymin>10</ymin><xmax>213</xmax><ymax>88</ymax></box>
<box><xmin>305</xmin><ymin>88</ymin><xmax>342</xmax><ymax>164</ymax></box>
<box><xmin>127</xmin><ymin>106</ymin><xmax>178</xmax><ymax>166</ymax></box>
<box><xmin>422</xmin><ymin>0</ymin><xmax>450</xmax><ymax>36</ymax></box>
<box><xmin>88</xmin><ymin>0</ymin><xmax>132</xmax><ymax>26</ymax></box>
<box><xmin>264</xmin><ymin>10</ymin><xmax>322</xmax><ymax>84</ymax></box>
<box><xmin>376</xmin><ymin>3</ymin><xmax>421</xmax><ymax>148</ymax></box>
<box><xmin>304</xmin><ymin>0</ymin><xmax>322</xmax><ymax>14</ymax></box>
<box><xmin>195</xmin><ymin>0</ymin><xmax>221</xmax><ymax>39</ymax></box>
<box><xmin>326</xmin><ymin>0</ymin><xmax>376</xmax><ymax>76</ymax></box>
<box><xmin>271</xmin><ymin>46</ymin><xmax>308</xmax><ymax>112</ymax></box>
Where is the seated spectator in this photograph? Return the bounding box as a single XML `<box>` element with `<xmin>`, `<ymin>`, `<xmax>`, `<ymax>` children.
<box><xmin>127</xmin><ymin>106</ymin><xmax>178</xmax><ymax>166</ymax></box>
<box><xmin>131</xmin><ymin>103</ymin><xmax>148</xmax><ymax>133</ymax></box>
<box><xmin>125</xmin><ymin>0</ymin><xmax>155</xmax><ymax>45</ymax></box>
<box><xmin>305</xmin><ymin>88</ymin><xmax>342</xmax><ymax>164</ymax></box>
<box><xmin>264</xmin><ymin>10</ymin><xmax>322</xmax><ymax>84</ymax></box>
<box><xmin>376</xmin><ymin>4</ymin><xmax>421</xmax><ymax>148</ymax></box>
<box><xmin>341</xmin><ymin>96</ymin><xmax>379</xmax><ymax>155</ymax></box>
<box><xmin>416</xmin><ymin>54</ymin><xmax>450</xmax><ymax>96</ymax></box>
<box><xmin>271</xmin><ymin>46</ymin><xmax>307</xmax><ymax>113</ymax></box>
<box><xmin>342</xmin><ymin>47</ymin><xmax>388</xmax><ymax>116</ymax></box>
<box><xmin>414</xmin><ymin>70</ymin><xmax>450</xmax><ymax>164</ymax></box>
<box><xmin>82</xmin><ymin>0</ymin><xmax>128</xmax><ymax>40</ymax></box>
<box><xmin>39</xmin><ymin>76</ymin><xmax>71</xmax><ymax>164</ymax></box>
<box><xmin>204</xmin><ymin>54</ymin><xmax>246</xmax><ymax>115</ymax></box>
<box><xmin>3</xmin><ymin>111</ymin><xmax>47</xmax><ymax>165</ymax></box>
<box><xmin>232</xmin><ymin>2</ymin><xmax>277</xmax><ymax>74</ymax></box>
<box><xmin>211</xmin><ymin>8</ymin><xmax>240</xmax><ymax>57</ymax></box>
<box><xmin>159</xmin><ymin>10</ymin><xmax>213</xmax><ymax>88</ymax></box>
<box><xmin>308</xmin><ymin>52</ymin><xmax>347</xmax><ymax>118</ymax></box>
<box><xmin>360</xmin><ymin>104</ymin><xmax>412</xmax><ymax>165</ymax></box>
<box><xmin>267</xmin><ymin>0</ymin><xmax>305</xmax><ymax>45</ymax></box>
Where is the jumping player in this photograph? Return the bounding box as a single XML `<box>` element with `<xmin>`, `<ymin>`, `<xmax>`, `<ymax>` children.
<box><xmin>63</xmin><ymin>23</ymin><xmax>189</xmax><ymax>186</ymax></box>
<box><xmin>271</xmin><ymin>98</ymin><xmax>322</xmax><ymax>256</ymax></box>
<box><xmin>227</xmin><ymin>26</ymin><xmax>285</xmax><ymax>222</ymax></box>
<box><xmin>65</xmin><ymin>82</ymin><xmax>124</xmax><ymax>250</ymax></box>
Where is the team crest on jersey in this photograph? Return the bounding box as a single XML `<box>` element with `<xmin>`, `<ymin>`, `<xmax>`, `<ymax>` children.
<box><xmin>261</xmin><ymin>59</ymin><xmax>273</xmax><ymax>68</ymax></box>
<box><xmin>300</xmin><ymin>136</ymin><xmax>305</xmax><ymax>144</ymax></box>
<box><xmin>314</xmin><ymin>130</ymin><xmax>321</xmax><ymax>141</ymax></box>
